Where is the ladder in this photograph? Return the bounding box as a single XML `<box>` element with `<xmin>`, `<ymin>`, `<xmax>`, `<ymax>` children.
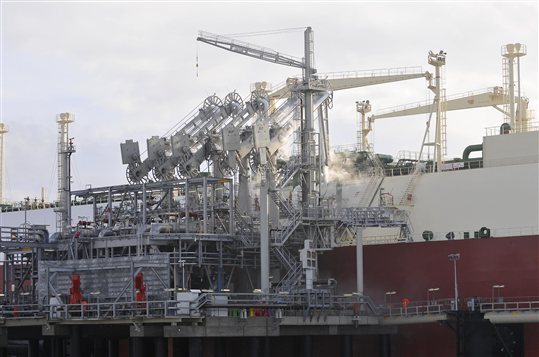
<box><xmin>441</xmin><ymin>88</ymin><xmax>447</xmax><ymax>157</ymax></box>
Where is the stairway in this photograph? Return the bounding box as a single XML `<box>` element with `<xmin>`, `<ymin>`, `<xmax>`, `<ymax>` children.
<box><xmin>233</xmin><ymin>208</ymin><xmax>256</xmax><ymax>247</ymax></box>
<box><xmin>398</xmin><ymin>167</ymin><xmax>423</xmax><ymax>206</ymax></box>
<box><xmin>272</xmin><ymin>245</ymin><xmax>303</xmax><ymax>292</ymax></box>
<box><xmin>268</xmin><ymin>189</ymin><xmax>303</xmax><ymax>245</ymax></box>
<box><xmin>358</xmin><ymin>151</ymin><xmax>385</xmax><ymax>207</ymax></box>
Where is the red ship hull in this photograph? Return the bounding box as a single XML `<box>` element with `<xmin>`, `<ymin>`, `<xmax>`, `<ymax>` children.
<box><xmin>319</xmin><ymin>235</ymin><xmax>539</xmax><ymax>356</ymax></box>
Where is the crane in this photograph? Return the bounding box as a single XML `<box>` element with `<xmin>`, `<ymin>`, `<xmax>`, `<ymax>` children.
<box><xmin>198</xmin><ymin>29</ymin><xmax>320</xmax><ymax>209</ymax></box>
<box><xmin>198</xmin><ymin>28</ymin><xmax>320</xmax><ymax>294</ymax></box>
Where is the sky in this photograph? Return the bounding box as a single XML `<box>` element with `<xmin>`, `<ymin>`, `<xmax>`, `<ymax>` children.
<box><xmin>0</xmin><ymin>0</ymin><xmax>537</xmax><ymax>203</ymax></box>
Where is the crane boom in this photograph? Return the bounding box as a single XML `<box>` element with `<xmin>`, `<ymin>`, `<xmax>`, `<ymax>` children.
<box><xmin>197</xmin><ymin>31</ymin><xmax>305</xmax><ymax>69</ymax></box>
<box><xmin>370</xmin><ymin>87</ymin><xmax>508</xmax><ymax>120</ymax></box>
<box><xmin>269</xmin><ymin>69</ymin><xmax>431</xmax><ymax>99</ymax></box>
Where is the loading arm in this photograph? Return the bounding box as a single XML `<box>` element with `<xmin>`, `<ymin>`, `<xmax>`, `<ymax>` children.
<box><xmin>171</xmin><ymin>90</ymin><xmax>271</xmax><ymax>178</ymax></box>
<box><xmin>122</xmin><ymin>94</ymin><xmax>233</xmax><ymax>183</ymax></box>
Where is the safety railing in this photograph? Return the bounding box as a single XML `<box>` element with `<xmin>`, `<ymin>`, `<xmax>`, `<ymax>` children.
<box><xmin>384</xmin><ymin>298</ymin><xmax>454</xmax><ymax>317</ymax></box>
<box><xmin>319</xmin><ymin>66</ymin><xmax>424</xmax><ymax>80</ymax></box>
<box><xmin>479</xmin><ymin>296</ymin><xmax>539</xmax><ymax>313</ymax></box>
<box><xmin>383</xmin><ymin>296</ymin><xmax>539</xmax><ymax>318</ymax></box>
<box><xmin>372</xmin><ymin>87</ymin><xmax>499</xmax><ymax>118</ymax></box>
<box><xmin>0</xmin><ymin>292</ymin><xmax>380</xmax><ymax>321</ymax></box>
<box><xmin>409</xmin><ymin>225</ymin><xmax>539</xmax><ymax>241</ymax></box>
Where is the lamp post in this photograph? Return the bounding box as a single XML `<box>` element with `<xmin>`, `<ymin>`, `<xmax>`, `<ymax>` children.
<box><xmin>492</xmin><ymin>284</ymin><xmax>505</xmax><ymax>305</ymax></box>
<box><xmin>385</xmin><ymin>291</ymin><xmax>397</xmax><ymax>306</ymax></box>
<box><xmin>427</xmin><ymin>287</ymin><xmax>440</xmax><ymax>305</ymax></box>
<box><xmin>448</xmin><ymin>253</ymin><xmax>460</xmax><ymax>310</ymax></box>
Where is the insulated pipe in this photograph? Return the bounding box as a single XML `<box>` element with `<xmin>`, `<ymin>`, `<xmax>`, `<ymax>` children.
<box><xmin>462</xmin><ymin>144</ymin><xmax>483</xmax><ymax>161</ymax></box>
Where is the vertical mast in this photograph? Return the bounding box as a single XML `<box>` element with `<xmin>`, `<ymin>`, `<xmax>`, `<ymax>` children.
<box><xmin>0</xmin><ymin>123</ymin><xmax>7</xmax><ymax>204</ymax></box>
<box><xmin>301</xmin><ymin>27</ymin><xmax>317</xmax><ymax>210</ymax></box>
<box><xmin>55</xmin><ymin>113</ymin><xmax>75</xmax><ymax>235</ymax></box>
<box><xmin>502</xmin><ymin>43</ymin><xmax>527</xmax><ymax>132</ymax></box>
<box><xmin>427</xmin><ymin>51</ymin><xmax>446</xmax><ymax>172</ymax></box>
<box><xmin>356</xmin><ymin>100</ymin><xmax>372</xmax><ymax>152</ymax></box>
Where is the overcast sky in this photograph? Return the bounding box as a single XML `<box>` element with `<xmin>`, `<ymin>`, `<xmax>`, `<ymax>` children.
<box><xmin>1</xmin><ymin>1</ymin><xmax>537</xmax><ymax>203</ymax></box>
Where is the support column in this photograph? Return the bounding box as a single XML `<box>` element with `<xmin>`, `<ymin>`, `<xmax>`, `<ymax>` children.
<box><xmin>217</xmin><ymin>242</ymin><xmax>224</xmax><ymax>292</ymax></box>
<box><xmin>42</xmin><ymin>338</ymin><xmax>51</xmax><ymax>357</ymax></box>
<box><xmin>51</xmin><ymin>337</ymin><xmax>62</xmax><ymax>357</ymax></box>
<box><xmin>93</xmin><ymin>338</ymin><xmax>106</xmax><ymax>357</ymax></box>
<box><xmin>263</xmin><ymin>336</ymin><xmax>271</xmax><ymax>357</ymax></box>
<box><xmin>188</xmin><ymin>338</ymin><xmax>202</xmax><ymax>357</ymax></box>
<box><xmin>69</xmin><ymin>326</ymin><xmax>81</xmax><ymax>357</ymax></box>
<box><xmin>214</xmin><ymin>338</ymin><xmax>226</xmax><ymax>357</ymax></box>
<box><xmin>173</xmin><ymin>337</ymin><xmax>188</xmax><ymax>357</ymax></box>
<box><xmin>28</xmin><ymin>339</ymin><xmax>39</xmax><ymax>357</ymax></box>
<box><xmin>202</xmin><ymin>177</ymin><xmax>208</xmax><ymax>234</ymax></box>
<box><xmin>153</xmin><ymin>337</ymin><xmax>167</xmax><ymax>357</ymax></box>
<box><xmin>302</xmin><ymin>335</ymin><xmax>312</xmax><ymax>357</ymax></box>
<box><xmin>107</xmin><ymin>338</ymin><xmax>119</xmax><ymax>357</ymax></box>
<box><xmin>249</xmin><ymin>337</ymin><xmax>260</xmax><ymax>357</ymax></box>
<box><xmin>267</xmin><ymin>164</ymin><xmax>279</xmax><ymax>229</ymax></box>
<box><xmin>341</xmin><ymin>335</ymin><xmax>352</xmax><ymax>357</ymax></box>
<box><xmin>238</xmin><ymin>164</ymin><xmax>252</xmax><ymax>215</ymax></box>
<box><xmin>380</xmin><ymin>334</ymin><xmax>391</xmax><ymax>357</ymax></box>
<box><xmin>0</xmin><ymin>328</ymin><xmax>6</xmax><ymax>357</ymax></box>
<box><xmin>130</xmin><ymin>337</ymin><xmax>144</xmax><ymax>357</ymax></box>
<box><xmin>355</xmin><ymin>227</ymin><xmax>364</xmax><ymax>295</ymax></box>
<box><xmin>260</xmin><ymin>170</ymin><xmax>270</xmax><ymax>292</ymax></box>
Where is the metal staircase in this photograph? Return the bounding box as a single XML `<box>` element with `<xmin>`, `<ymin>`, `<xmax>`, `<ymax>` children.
<box><xmin>233</xmin><ymin>207</ymin><xmax>257</xmax><ymax>247</ymax></box>
<box><xmin>358</xmin><ymin>152</ymin><xmax>385</xmax><ymax>207</ymax></box>
<box><xmin>276</xmin><ymin>157</ymin><xmax>302</xmax><ymax>189</ymax></box>
<box><xmin>398</xmin><ymin>166</ymin><xmax>424</xmax><ymax>206</ymax></box>
<box><xmin>272</xmin><ymin>245</ymin><xmax>303</xmax><ymax>292</ymax></box>
<box><xmin>268</xmin><ymin>189</ymin><xmax>295</xmax><ymax>217</ymax></box>
<box><xmin>268</xmin><ymin>189</ymin><xmax>303</xmax><ymax>245</ymax></box>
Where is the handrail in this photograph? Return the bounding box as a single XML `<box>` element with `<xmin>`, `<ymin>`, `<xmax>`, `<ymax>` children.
<box><xmin>0</xmin><ymin>292</ymin><xmax>382</xmax><ymax>321</ymax></box>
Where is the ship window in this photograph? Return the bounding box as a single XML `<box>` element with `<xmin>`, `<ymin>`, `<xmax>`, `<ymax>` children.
<box><xmin>474</xmin><ymin>231</ymin><xmax>479</xmax><ymax>238</ymax></box>
<box><xmin>464</xmin><ymin>232</ymin><xmax>470</xmax><ymax>239</ymax></box>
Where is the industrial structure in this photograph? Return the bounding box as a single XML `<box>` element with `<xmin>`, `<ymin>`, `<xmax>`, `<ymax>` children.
<box><xmin>0</xmin><ymin>28</ymin><xmax>537</xmax><ymax>357</ymax></box>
